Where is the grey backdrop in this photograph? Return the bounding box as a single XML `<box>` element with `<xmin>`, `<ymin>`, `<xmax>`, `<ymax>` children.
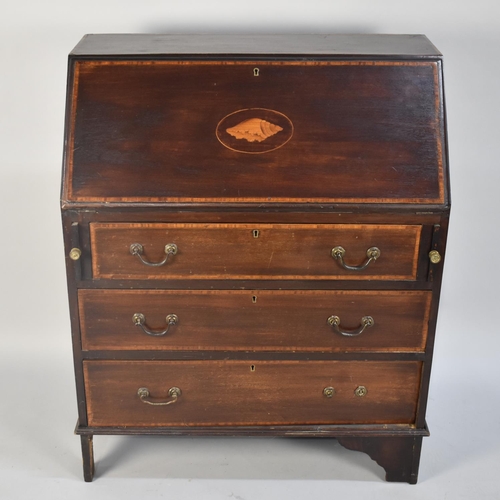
<box><xmin>1</xmin><ymin>1</ymin><xmax>499</xmax><ymax>498</ymax></box>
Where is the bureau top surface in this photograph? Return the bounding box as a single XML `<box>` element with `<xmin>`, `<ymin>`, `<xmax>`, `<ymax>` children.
<box><xmin>62</xmin><ymin>35</ymin><xmax>449</xmax><ymax>209</ymax></box>
<box><xmin>71</xmin><ymin>34</ymin><xmax>441</xmax><ymax>58</ymax></box>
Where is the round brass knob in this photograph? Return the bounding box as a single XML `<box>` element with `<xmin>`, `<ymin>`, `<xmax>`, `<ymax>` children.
<box><xmin>429</xmin><ymin>250</ymin><xmax>441</xmax><ymax>264</ymax></box>
<box><xmin>354</xmin><ymin>386</ymin><xmax>368</xmax><ymax>397</ymax></box>
<box><xmin>69</xmin><ymin>248</ymin><xmax>82</xmax><ymax>260</ymax></box>
<box><xmin>323</xmin><ymin>387</ymin><xmax>335</xmax><ymax>398</ymax></box>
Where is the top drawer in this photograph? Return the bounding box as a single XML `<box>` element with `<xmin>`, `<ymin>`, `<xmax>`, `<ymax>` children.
<box><xmin>90</xmin><ymin>223</ymin><xmax>421</xmax><ymax>280</ymax></box>
<box><xmin>63</xmin><ymin>60</ymin><xmax>446</xmax><ymax>206</ymax></box>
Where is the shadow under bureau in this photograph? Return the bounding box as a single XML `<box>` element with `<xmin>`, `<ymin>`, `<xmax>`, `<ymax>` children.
<box><xmin>61</xmin><ymin>34</ymin><xmax>450</xmax><ymax>483</ymax></box>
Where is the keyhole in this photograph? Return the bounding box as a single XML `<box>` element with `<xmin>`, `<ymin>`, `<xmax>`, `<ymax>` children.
<box><xmin>253</xmin><ymin>68</ymin><xmax>259</xmax><ymax>77</ymax></box>
<box><xmin>250</xmin><ymin>365</ymin><xmax>256</xmax><ymax>372</ymax></box>
<box><xmin>252</xmin><ymin>295</ymin><xmax>257</xmax><ymax>304</ymax></box>
<box><xmin>253</xmin><ymin>229</ymin><xmax>260</xmax><ymax>238</ymax></box>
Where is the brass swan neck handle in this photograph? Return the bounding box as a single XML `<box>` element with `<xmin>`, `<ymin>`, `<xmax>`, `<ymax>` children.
<box><xmin>331</xmin><ymin>246</ymin><xmax>380</xmax><ymax>271</ymax></box>
<box><xmin>327</xmin><ymin>315</ymin><xmax>375</xmax><ymax>337</ymax></box>
<box><xmin>130</xmin><ymin>243</ymin><xmax>177</xmax><ymax>267</ymax></box>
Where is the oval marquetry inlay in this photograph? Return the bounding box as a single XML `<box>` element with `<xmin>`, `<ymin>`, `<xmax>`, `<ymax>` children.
<box><xmin>216</xmin><ymin>108</ymin><xmax>294</xmax><ymax>154</ymax></box>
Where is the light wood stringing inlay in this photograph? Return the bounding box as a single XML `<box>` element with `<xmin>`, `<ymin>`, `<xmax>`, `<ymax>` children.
<box><xmin>90</xmin><ymin>223</ymin><xmax>422</xmax><ymax>281</ymax></box>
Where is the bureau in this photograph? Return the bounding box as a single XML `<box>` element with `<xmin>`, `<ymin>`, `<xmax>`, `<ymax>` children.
<box><xmin>61</xmin><ymin>34</ymin><xmax>450</xmax><ymax>483</ymax></box>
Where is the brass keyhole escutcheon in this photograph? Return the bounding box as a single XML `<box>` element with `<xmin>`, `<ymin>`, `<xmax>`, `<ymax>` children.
<box><xmin>252</xmin><ymin>295</ymin><xmax>257</xmax><ymax>303</ymax></box>
<box><xmin>323</xmin><ymin>387</ymin><xmax>335</xmax><ymax>398</ymax></box>
<box><xmin>253</xmin><ymin>67</ymin><xmax>259</xmax><ymax>76</ymax></box>
<box><xmin>354</xmin><ymin>386</ymin><xmax>368</xmax><ymax>397</ymax></box>
<box><xmin>250</xmin><ymin>365</ymin><xmax>256</xmax><ymax>372</ymax></box>
<box><xmin>253</xmin><ymin>229</ymin><xmax>260</xmax><ymax>238</ymax></box>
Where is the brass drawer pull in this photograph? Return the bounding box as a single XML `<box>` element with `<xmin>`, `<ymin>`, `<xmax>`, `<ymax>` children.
<box><xmin>331</xmin><ymin>246</ymin><xmax>381</xmax><ymax>271</ymax></box>
<box><xmin>355</xmin><ymin>386</ymin><xmax>368</xmax><ymax>397</ymax></box>
<box><xmin>323</xmin><ymin>387</ymin><xmax>335</xmax><ymax>398</ymax></box>
<box><xmin>133</xmin><ymin>313</ymin><xmax>178</xmax><ymax>336</ymax></box>
<box><xmin>130</xmin><ymin>243</ymin><xmax>177</xmax><ymax>267</ymax></box>
<box><xmin>137</xmin><ymin>387</ymin><xmax>181</xmax><ymax>406</ymax></box>
<box><xmin>327</xmin><ymin>315</ymin><xmax>374</xmax><ymax>337</ymax></box>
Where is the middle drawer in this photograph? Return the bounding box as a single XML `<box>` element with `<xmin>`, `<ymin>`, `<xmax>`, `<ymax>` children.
<box><xmin>79</xmin><ymin>290</ymin><xmax>431</xmax><ymax>352</ymax></box>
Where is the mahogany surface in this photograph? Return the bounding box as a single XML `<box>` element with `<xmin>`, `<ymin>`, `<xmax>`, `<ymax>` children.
<box><xmin>71</xmin><ymin>34</ymin><xmax>442</xmax><ymax>57</ymax></box>
<box><xmin>61</xmin><ymin>34</ymin><xmax>450</xmax><ymax>483</ymax></box>
<box><xmin>84</xmin><ymin>360</ymin><xmax>422</xmax><ymax>427</ymax></box>
<box><xmin>90</xmin><ymin>223</ymin><xmax>422</xmax><ymax>280</ymax></box>
<box><xmin>79</xmin><ymin>289</ymin><xmax>431</xmax><ymax>352</ymax></box>
<box><xmin>65</xmin><ymin>60</ymin><xmax>445</xmax><ymax>205</ymax></box>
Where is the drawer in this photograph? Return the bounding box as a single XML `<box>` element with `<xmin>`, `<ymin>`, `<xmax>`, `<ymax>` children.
<box><xmin>79</xmin><ymin>290</ymin><xmax>431</xmax><ymax>352</ymax></box>
<box><xmin>90</xmin><ymin>223</ymin><xmax>422</xmax><ymax>280</ymax></box>
<box><xmin>84</xmin><ymin>360</ymin><xmax>422</xmax><ymax>427</ymax></box>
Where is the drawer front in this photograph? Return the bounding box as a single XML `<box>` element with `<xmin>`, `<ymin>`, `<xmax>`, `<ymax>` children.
<box><xmin>84</xmin><ymin>360</ymin><xmax>422</xmax><ymax>427</ymax></box>
<box><xmin>90</xmin><ymin>223</ymin><xmax>422</xmax><ymax>280</ymax></box>
<box><xmin>79</xmin><ymin>290</ymin><xmax>431</xmax><ymax>352</ymax></box>
<box><xmin>66</xmin><ymin>60</ymin><xmax>445</xmax><ymax>205</ymax></box>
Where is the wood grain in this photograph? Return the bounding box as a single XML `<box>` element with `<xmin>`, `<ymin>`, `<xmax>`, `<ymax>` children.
<box><xmin>90</xmin><ymin>223</ymin><xmax>422</xmax><ymax>280</ymax></box>
<box><xmin>79</xmin><ymin>289</ymin><xmax>431</xmax><ymax>352</ymax></box>
<box><xmin>338</xmin><ymin>435</ymin><xmax>423</xmax><ymax>483</ymax></box>
<box><xmin>84</xmin><ymin>360</ymin><xmax>422</xmax><ymax>427</ymax></box>
<box><xmin>76</xmin><ymin>422</ymin><xmax>430</xmax><ymax>437</ymax></box>
<box><xmin>70</xmin><ymin>34</ymin><xmax>442</xmax><ymax>57</ymax></box>
<box><xmin>61</xmin><ymin>35</ymin><xmax>451</xmax><ymax>483</ymax></box>
<box><xmin>64</xmin><ymin>60</ymin><xmax>445</xmax><ymax>205</ymax></box>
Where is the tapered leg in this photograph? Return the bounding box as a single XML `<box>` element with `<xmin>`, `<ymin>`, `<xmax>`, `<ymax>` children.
<box><xmin>337</xmin><ymin>435</ymin><xmax>423</xmax><ymax>483</ymax></box>
<box><xmin>80</xmin><ymin>435</ymin><xmax>95</xmax><ymax>482</ymax></box>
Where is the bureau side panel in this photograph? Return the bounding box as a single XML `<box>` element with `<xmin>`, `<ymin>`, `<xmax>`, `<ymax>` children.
<box><xmin>61</xmin><ymin>213</ymin><xmax>88</xmax><ymax>425</ymax></box>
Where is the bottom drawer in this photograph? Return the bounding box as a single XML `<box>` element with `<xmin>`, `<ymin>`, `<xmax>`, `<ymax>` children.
<box><xmin>84</xmin><ymin>360</ymin><xmax>421</xmax><ymax>427</ymax></box>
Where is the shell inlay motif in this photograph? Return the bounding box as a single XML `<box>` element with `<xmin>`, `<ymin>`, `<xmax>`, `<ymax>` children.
<box><xmin>226</xmin><ymin>118</ymin><xmax>283</xmax><ymax>143</ymax></box>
